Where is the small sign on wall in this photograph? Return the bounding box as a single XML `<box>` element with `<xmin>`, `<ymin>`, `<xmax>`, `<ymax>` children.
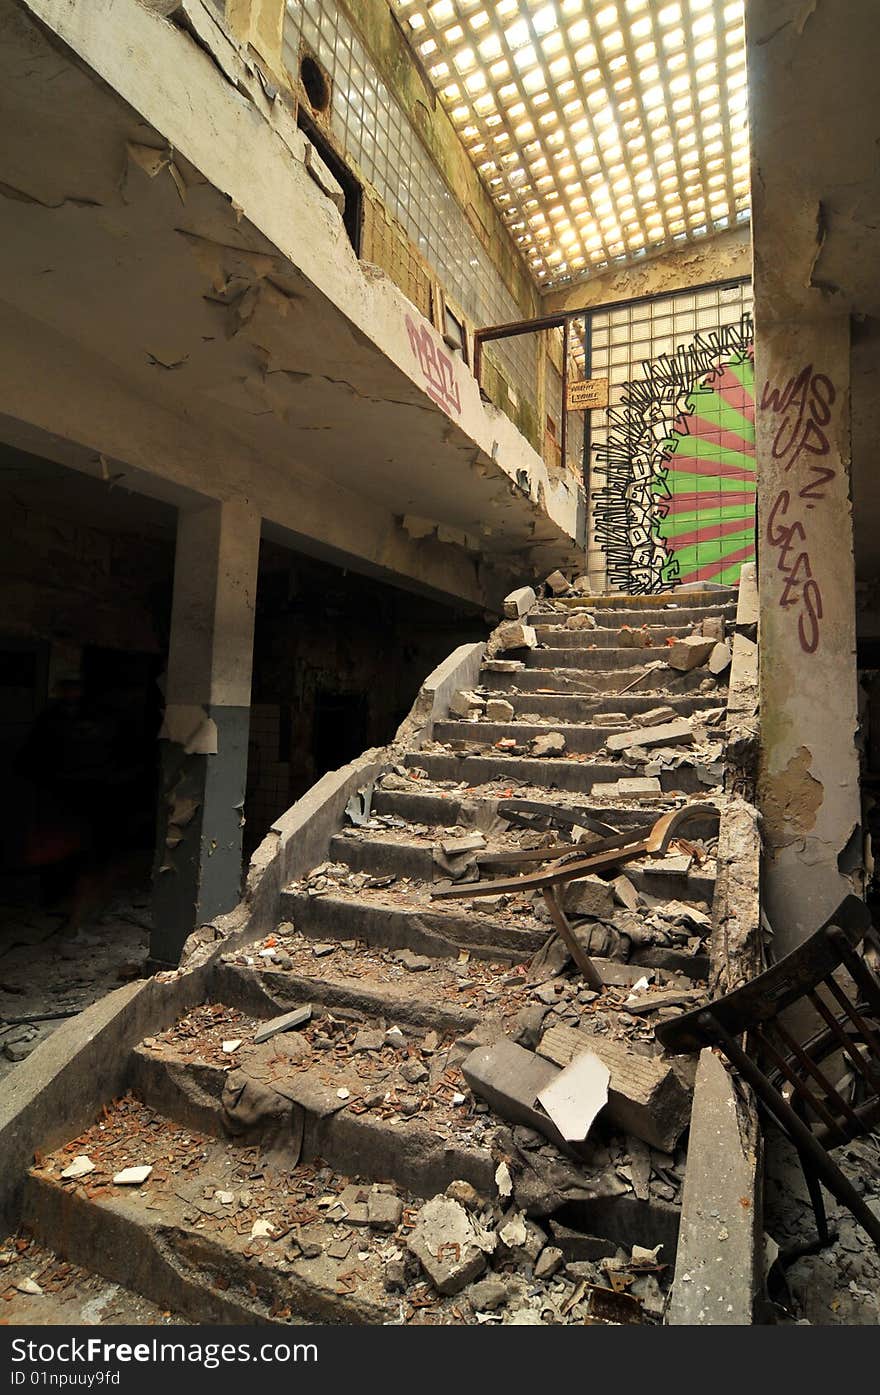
<box><xmin>567</xmin><ymin>376</ymin><xmax>609</xmax><ymax>411</ymax></box>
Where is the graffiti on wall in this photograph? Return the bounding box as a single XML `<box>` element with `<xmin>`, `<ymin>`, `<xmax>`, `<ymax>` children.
<box><xmin>762</xmin><ymin>364</ymin><xmax>837</xmax><ymax>655</ymax></box>
<box><xmin>405</xmin><ymin>313</ymin><xmax>462</xmax><ymax>416</ymax></box>
<box><xmin>593</xmin><ymin>315</ymin><xmax>755</xmax><ymax>592</ymax></box>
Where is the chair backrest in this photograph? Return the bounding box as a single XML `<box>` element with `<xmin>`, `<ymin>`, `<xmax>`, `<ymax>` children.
<box><xmin>657</xmin><ymin>895</ymin><xmax>880</xmax><ymax>1147</ymax></box>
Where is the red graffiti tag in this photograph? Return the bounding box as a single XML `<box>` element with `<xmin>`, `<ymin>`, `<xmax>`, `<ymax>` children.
<box><xmin>761</xmin><ymin>365</ymin><xmax>836</xmax><ymax>654</ymax></box>
<box><xmin>405</xmin><ymin>314</ymin><xmax>461</xmax><ymax>416</ymax></box>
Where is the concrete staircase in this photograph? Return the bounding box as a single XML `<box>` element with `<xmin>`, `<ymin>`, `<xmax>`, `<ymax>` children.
<box><xmin>11</xmin><ymin>586</ymin><xmax>738</xmax><ymax>1326</ymax></box>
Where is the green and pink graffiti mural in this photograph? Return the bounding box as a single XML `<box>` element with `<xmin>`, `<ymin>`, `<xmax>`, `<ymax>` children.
<box><xmin>593</xmin><ymin>315</ymin><xmax>755</xmax><ymax>592</ymax></box>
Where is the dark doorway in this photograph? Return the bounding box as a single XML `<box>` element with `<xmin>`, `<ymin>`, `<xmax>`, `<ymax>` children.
<box><xmin>312</xmin><ymin>689</ymin><xmax>369</xmax><ymax>776</ymax></box>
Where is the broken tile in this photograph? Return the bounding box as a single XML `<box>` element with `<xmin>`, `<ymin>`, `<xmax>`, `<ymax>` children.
<box><xmin>537</xmin><ymin>1051</ymin><xmax>610</xmax><ymax>1142</ymax></box>
<box><xmin>60</xmin><ymin>1155</ymin><xmax>95</xmax><ymax>1180</ymax></box>
<box><xmin>113</xmin><ymin>1165</ymin><xmax>153</xmax><ymax>1186</ymax></box>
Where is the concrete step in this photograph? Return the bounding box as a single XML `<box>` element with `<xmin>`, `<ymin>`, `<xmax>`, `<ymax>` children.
<box><xmin>280</xmin><ymin>886</ymin><xmax>711</xmax><ymax>982</ymax></box>
<box><xmin>127</xmin><ymin>1025</ymin><xmax>498</xmax><ymax>1202</ymax></box>
<box><xmin>211</xmin><ymin>957</ymin><xmax>483</xmax><ymax>1038</ymax></box>
<box><xmin>558</xmin><ymin>589</ymin><xmax>737</xmax><ymax>612</ymax></box>
<box><xmin>433</xmin><ymin>719</ymin><xmax>636</xmax><ymax>755</ymax></box>
<box><xmin>403</xmin><ymin>750</ymin><xmax>708</xmax><ymax>795</ymax></box>
<box><xmin>370</xmin><ymin>786</ymin><xmax>682</xmax><ymax>829</ymax></box>
<box><xmin>328</xmin><ymin>832</ymin><xmax>717</xmax><ymax>904</ymax></box>
<box><xmin>480</xmin><ymin>665</ymin><xmax>717</xmax><ymax>696</ymax></box>
<box><xmin>585</xmin><ymin>604</ymin><xmax>734</xmax><ymax>627</ymax></box>
<box><xmin>526</xmin><ymin>647</ymin><xmax>679</xmax><ymax>671</ymax></box>
<box><xmin>485</xmin><ymin>692</ymin><xmax>725</xmax><ymax>722</ymax></box>
<box><xmin>21</xmin><ymin>1099</ymin><xmax>479</xmax><ymax>1325</ymax></box>
<box><xmin>279</xmin><ymin>886</ymin><xmax>547</xmax><ymax>961</ymax></box>
<box><xmin>532</xmin><ymin>623</ymin><xmax>711</xmax><ymax>648</ymax></box>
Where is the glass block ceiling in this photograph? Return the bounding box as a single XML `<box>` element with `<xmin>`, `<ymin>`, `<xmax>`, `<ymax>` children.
<box><xmin>391</xmin><ymin>0</ymin><xmax>750</xmax><ymax>290</ymax></box>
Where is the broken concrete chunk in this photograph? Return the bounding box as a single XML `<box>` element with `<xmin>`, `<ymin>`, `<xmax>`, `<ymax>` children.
<box><xmin>486</xmin><ymin>698</ymin><xmax>515</xmax><ymax>722</ymax></box>
<box><xmin>113</xmin><ymin>1165</ymin><xmax>153</xmax><ymax>1186</ymax></box>
<box><xmin>449</xmin><ymin>689</ymin><xmax>486</xmax><ymax>719</ymax></box>
<box><xmin>617</xmin><ymin>776</ymin><xmax>662</xmax><ymax>796</ymax></box>
<box><xmin>566</xmin><ymin>611</ymin><xmax>598</xmax><ymax>630</ymax></box>
<box><xmin>700</xmin><ymin>616</ymin><xmax>726</xmax><ymax>641</ymax></box>
<box><xmin>503</xmin><ymin>585</ymin><xmax>537</xmax><ymax>619</ymax></box>
<box><xmin>468</xmin><ymin>1277</ymin><xmax>510</xmax><ymax>1311</ymax></box>
<box><xmin>544</xmin><ymin>569</ymin><xmax>570</xmax><ymax>595</ymax></box>
<box><xmin>302</xmin><ymin>138</ymin><xmax>345</xmax><ymax>211</ymax></box>
<box><xmin>394</xmin><ymin>948</ymin><xmax>433</xmax><ymax>972</ymax></box>
<box><xmin>367</xmin><ymin>1189</ymin><xmax>404</xmax><ymax>1231</ymax></box>
<box><xmin>606</xmin><ymin>718</ymin><xmax>694</xmax><ymax>753</ymax></box>
<box><xmin>708</xmin><ymin>640</ymin><xmax>732</xmax><ymax>675</ymax></box>
<box><xmin>618</xmin><ymin>626</ymin><xmax>653</xmax><ymax>648</ymax></box>
<box><xmin>462</xmin><ymin>1037</ymin><xmax>564</xmax><ymax>1147</ymax></box>
<box><xmin>407</xmin><ymin>1195</ymin><xmax>495</xmax><ymax>1295</ymax></box>
<box><xmin>666</xmin><ymin>635</ymin><xmax>716</xmax><ymax>671</ymax></box>
<box><xmin>612</xmin><ymin>875</ymin><xmax>641</xmax><ymax>912</ymax></box>
<box><xmin>634</xmin><ymin>705</ymin><xmax>677</xmax><ymax>727</ymax></box>
<box><xmin>623</xmin><ymin>987</ymin><xmax>704</xmax><ymax>1015</ymax></box>
<box><xmin>537</xmin><ymin>1051</ymin><xmax>610</xmax><ymax>1142</ymax></box>
<box><xmin>512</xmin><ymin>1003</ymin><xmax>550</xmax><ymax>1048</ymax></box>
<box><xmin>530</xmin><ymin>731</ymin><xmax>566</xmax><ymax>758</ymax></box>
<box><xmin>562</xmin><ymin>875</ymin><xmax>614</xmax><ymax>919</ymax></box>
<box><xmin>440</xmin><ymin>832</ymin><xmax>486</xmax><ymax>857</ymax></box>
<box><xmin>254</xmin><ymin>1005</ymin><xmax>312</xmax><ymax>1043</ymax></box>
<box><xmin>534</xmin><ymin>1245</ymin><xmax>564</xmax><ymax>1279</ymax></box>
<box><xmin>446</xmin><ymin>1179</ymin><xmax>482</xmax><ymax>1211</ymax></box>
<box><xmin>570</xmin><ymin>575</ymin><xmax>592</xmax><ymax>595</ymax></box>
<box><xmin>486</xmin><ymin>620</ymin><xmax>538</xmax><ymax>658</ymax></box>
<box><xmin>400</xmin><ymin>1058</ymin><xmax>429</xmax><ymax>1085</ymax></box>
<box><xmin>538</xmin><ymin>1025</ymin><xmax>692</xmax><ymax>1152</ymax></box>
<box><xmin>482</xmin><ymin>659</ymin><xmax>525</xmax><ymax>673</ymax></box>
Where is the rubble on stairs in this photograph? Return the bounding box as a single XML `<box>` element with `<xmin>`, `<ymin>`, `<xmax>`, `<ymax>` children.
<box><xmin>11</xmin><ymin>580</ymin><xmax>740</xmax><ymax>1328</ymax></box>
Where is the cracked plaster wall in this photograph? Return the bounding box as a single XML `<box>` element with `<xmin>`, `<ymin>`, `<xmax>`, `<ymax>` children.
<box><xmin>0</xmin><ymin>0</ymin><xmax>583</xmax><ymax>615</ymax></box>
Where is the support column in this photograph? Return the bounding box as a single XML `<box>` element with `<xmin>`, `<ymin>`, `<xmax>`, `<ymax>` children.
<box><xmin>151</xmin><ymin>499</ymin><xmax>261</xmax><ymax>963</ymax></box>
<box><xmin>755</xmin><ymin>318</ymin><xmax>862</xmax><ymax>954</ymax></box>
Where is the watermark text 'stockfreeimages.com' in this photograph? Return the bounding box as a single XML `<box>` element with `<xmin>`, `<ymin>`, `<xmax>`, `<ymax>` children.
<box><xmin>9</xmin><ymin>1337</ymin><xmax>317</xmax><ymax>1381</ymax></box>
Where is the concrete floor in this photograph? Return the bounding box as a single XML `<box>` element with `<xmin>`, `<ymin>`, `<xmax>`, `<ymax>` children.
<box><xmin>0</xmin><ymin>893</ymin><xmax>150</xmax><ymax>1088</ymax></box>
<box><xmin>765</xmin><ymin>1128</ymin><xmax>880</xmax><ymax>1324</ymax></box>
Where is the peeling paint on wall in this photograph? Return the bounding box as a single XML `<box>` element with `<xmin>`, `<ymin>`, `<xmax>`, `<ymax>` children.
<box><xmin>762</xmin><ymin>744</ymin><xmax>824</xmax><ymax>849</ymax></box>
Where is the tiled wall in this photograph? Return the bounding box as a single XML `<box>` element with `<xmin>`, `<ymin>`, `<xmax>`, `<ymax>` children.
<box><xmin>283</xmin><ymin>0</ymin><xmax>537</xmax><ymax>413</ymax></box>
<box><xmin>581</xmin><ymin>281</ymin><xmax>754</xmax><ymax>592</ymax></box>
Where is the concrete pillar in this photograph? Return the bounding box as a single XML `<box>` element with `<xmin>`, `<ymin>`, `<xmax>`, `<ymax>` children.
<box><xmin>755</xmin><ymin>318</ymin><xmax>862</xmax><ymax>953</ymax></box>
<box><xmin>151</xmin><ymin>499</ymin><xmax>261</xmax><ymax>963</ymax></box>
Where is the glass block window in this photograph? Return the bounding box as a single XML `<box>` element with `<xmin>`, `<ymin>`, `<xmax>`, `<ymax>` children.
<box><xmin>284</xmin><ymin>0</ymin><xmax>538</xmax><ymax>407</ymax></box>
<box><xmin>392</xmin><ymin>0</ymin><xmax>750</xmax><ymax>291</ymax></box>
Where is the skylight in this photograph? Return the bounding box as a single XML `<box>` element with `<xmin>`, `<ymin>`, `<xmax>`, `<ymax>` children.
<box><xmin>392</xmin><ymin>0</ymin><xmax>750</xmax><ymax>289</ymax></box>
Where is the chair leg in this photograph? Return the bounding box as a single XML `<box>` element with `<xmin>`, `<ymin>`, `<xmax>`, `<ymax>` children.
<box><xmin>700</xmin><ymin>1012</ymin><xmax>880</xmax><ymax>1255</ymax></box>
<box><xmin>798</xmin><ymin>1147</ymin><xmax>830</xmax><ymax>1244</ymax></box>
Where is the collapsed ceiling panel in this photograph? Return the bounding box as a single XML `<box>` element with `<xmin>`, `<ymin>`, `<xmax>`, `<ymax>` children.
<box><xmin>392</xmin><ymin>0</ymin><xmax>750</xmax><ymax>289</ymax></box>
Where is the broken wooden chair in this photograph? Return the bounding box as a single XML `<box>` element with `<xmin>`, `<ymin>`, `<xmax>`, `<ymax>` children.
<box><xmin>432</xmin><ymin>801</ymin><xmax>721</xmax><ymax>992</ymax></box>
<box><xmin>656</xmin><ymin>894</ymin><xmax>880</xmax><ymax>1256</ymax></box>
